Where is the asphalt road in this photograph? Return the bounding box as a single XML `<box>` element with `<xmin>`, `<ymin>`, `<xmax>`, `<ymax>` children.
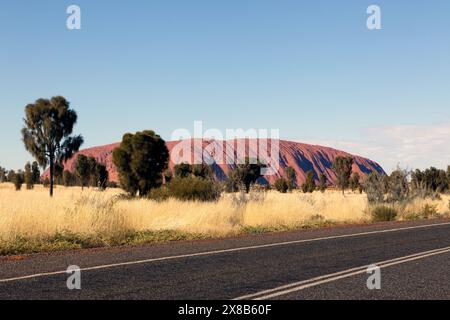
<box><xmin>0</xmin><ymin>219</ymin><xmax>449</xmax><ymax>300</ymax></box>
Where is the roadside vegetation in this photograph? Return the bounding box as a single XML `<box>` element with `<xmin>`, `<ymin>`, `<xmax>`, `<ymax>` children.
<box><xmin>1</xmin><ymin>96</ymin><xmax>450</xmax><ymax>255</ymax></box>
<box><xmin>0</xmin><ymin>183</ymin><xmax>449</xmax><ymax>256</ymax></box>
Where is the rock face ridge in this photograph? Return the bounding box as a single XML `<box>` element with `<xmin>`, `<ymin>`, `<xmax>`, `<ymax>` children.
<box><xmin>43</xmin><ymin>139</ymin><xmax>385</xmax><ymax>185</ymax></box>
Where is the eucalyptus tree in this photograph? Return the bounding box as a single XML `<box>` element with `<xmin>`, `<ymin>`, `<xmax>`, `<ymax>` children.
<box><xmin>21</xmin><ymin>96</ymin><xmax>83</xmax><ymax>197</ymax></box>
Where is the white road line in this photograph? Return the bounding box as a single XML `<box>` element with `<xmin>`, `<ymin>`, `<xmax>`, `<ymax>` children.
<box><xmin>235</xmin><ymin>246</ymin><xmax>450</xmax><ymax>300</ymax></box>
<box><xmin>1</xmin><ymin>221</ymin><xmax>449</xmax><ymax>283</ymax></box>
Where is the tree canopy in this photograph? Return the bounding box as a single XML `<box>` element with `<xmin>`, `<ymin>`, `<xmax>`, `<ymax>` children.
<box><xmin>21</xmin><ymin>96</ymin><xmax>83</xmax><ymax>196</ymax></box>
<box><xmin>113</xmin><ymin>130</ymin><xmax>169</xmax><ymax>197</ymax></box>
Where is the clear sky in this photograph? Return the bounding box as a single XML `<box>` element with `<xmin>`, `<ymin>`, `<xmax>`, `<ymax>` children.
<box><xmin>1</xmin><ymin>0</ymin><xmax>450</xmax><ymax>172</ymax></box>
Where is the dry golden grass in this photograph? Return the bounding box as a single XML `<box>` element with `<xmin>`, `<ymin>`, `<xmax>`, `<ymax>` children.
<box><xmin>0</xmin><ymin>183</ymin><xmax>449</xmax><ymax>255</ymax></box>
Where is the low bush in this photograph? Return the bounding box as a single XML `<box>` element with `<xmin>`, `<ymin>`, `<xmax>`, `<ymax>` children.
<box><xmin>147</xmin><ymin>186</ymin><xmax>170</xmax><ymax>202</ymax></box>
<box><xmin>371</xmin><ymin>205</ymin><xmax>398</xmax><ymax>222</ymax></box>
<box><xmin>274</xmin><ymin>178</ymin><xmax>289</xmax><ymax>193</ymax></box>
<box><xmin>166</xmin><ymin>176</ymin><xmax>221</xmax><ymax>202</ymax></box>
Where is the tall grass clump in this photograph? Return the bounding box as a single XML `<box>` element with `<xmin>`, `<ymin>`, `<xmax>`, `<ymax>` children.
<box><xmin>371</xmin><ymin>205</ymin><xmax>398</xmax><ymax>222</ymax></box>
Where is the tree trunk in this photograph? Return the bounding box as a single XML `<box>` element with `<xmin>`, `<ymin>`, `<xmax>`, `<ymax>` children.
<box><xmin>49</xmin><ymin>156</ymin><xmax>54</xmax><ymax>197</ymax></box>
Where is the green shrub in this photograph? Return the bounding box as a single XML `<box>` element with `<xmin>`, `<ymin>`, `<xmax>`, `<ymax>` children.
<box><xmin>371</xmin><ymin>205</ymin><xmax>398</xmax><ymax>222</ymax></box>
<box><xmin>147</xmin><ymin>186</ymin><xmax>170</xmax><ymax>202</ymax></box>
<box><xmin>274</xmin><ymin>178</ymin><xmax>289</xmax><ymax>193</ymax></box>
<box><xmin>301</xmin><ymin>170</ymin><xmax>316</xmax><ymax>193</ymax></box>
<box><xmin>168</xmin><ymin>176</ymin><xmax>221</xmax><ymax>202</ymax></box>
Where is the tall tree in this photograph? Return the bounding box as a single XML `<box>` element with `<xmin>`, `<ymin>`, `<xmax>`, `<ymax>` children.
<box><xmin>87</xmin><ymin>156</ymin><xmax>98</xmax><ymax>187</ymax></box>
<box><xmin>31</xmin><ymin>161</ymin><xmax>41</xmax><ymax>184</ymax></box>
<box><xmin>24</xmin><ymin>162</ymin><xmax>34</xmax><ymax>190</ymax></box>
<box><xmin>301</xmin><ymin>170</ymin><xmax>316</xmax><ymax>193</ymax></box>
<box><xmin>113</xmin><ymin>130</ymin><xmax>169</xmax><ymax>197</ymax></box>
<box><xmin>94</xmin><ymin>162</ymin><xmax>109</xmax><ymax>190</ymax></box>
<box><xmin>54</xmin><ymin>162</ymin><xmax>64</xmax><ymax>185</ymax></box>
<box><xmin>284</xmin><ymin>166</ymin><xmax>297</xmax><ymax>191</ymax></box>
<box><xmin>7</xmin><ymin>170</ymin><xmax>15</xmax><ymax>183</ymax></box>
<box><xmin>363</xmin><ymin>172</ymin><xmax>386</xmax><ymax>203</ymax></box>
<box><xmin>447</xmin><ymin>166</ymin><xmax>450</xmax><ymax>190</ymax></box>
<box><xmin>226</xmin><ymin>159</ymin><xmax>264</xmax><ymax>193</ymax></box>
<box><xmin>21</xmin><ymin>96</ymin><xmax>83</xmax><ymax>197</ymax></box>
<box><xmin>62</xmin><ymin>170</ymin><xmax>74</xmax><ymax>187</ymax></box>
<box><xmin>318</xmin><ymin>173</ymin><xmax>327</xmax><ymax>193</ymax></box>
<box><xmin>274</xmin><ymin>177</ymin><xmax>289</xmax><ymax>193</ymax></box>
<box><xmin>349</xmin><ymin>172</ymin><xmax>361</xmax><ymax>192</ymax></box>
<box><xmin>75</xmin><ymin>154</ymin><xmax>90</xmax><ymax>190</ymax></box>
<box><xmin>0</xmin><ymin>166</ymin><xmax>6</xmax><ymax>183</ymax></box>
<box><xmin>332</xmin><ymin>156</ymin><xmax>354</xmax><ymax>194</ymax></box>
<box><xmin>12</xmin><ymin>170</ymin><xmax>24</xmax><ymax>191</ymax></box>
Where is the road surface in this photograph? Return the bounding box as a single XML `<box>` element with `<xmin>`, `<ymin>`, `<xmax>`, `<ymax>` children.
<box><xmin>0</xmin><ymin>219</ymin><xmax>449</xmax><ymax>300</ymax></box>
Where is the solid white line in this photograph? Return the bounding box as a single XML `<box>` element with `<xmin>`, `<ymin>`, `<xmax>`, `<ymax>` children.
<box><xmin>235</xmin><ymin>246</ymin><xmax>450</xmax><ymax>300</ymax></box>
<box><xmin>1</xmin><ymin>221</ymin><xmax>450</xmax><ymax>283</ymax></box>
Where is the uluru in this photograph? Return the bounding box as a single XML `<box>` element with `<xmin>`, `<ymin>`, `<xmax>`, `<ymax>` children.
<box><xmin>44</xmin><ymin>139</ymin><xmax>385</xmax><ymax>185</ymax></box>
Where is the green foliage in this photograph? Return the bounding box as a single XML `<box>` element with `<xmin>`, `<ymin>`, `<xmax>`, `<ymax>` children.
<box><xmin>24</xmin><ymin>162</ymin><xmax>34</xmax><ymax>190</ymax></box>
<box><xmin>62</xmin><ymin>170</ymin><xmax>75</xmax><ymax>187</ymax></box>
<box><xmin>174</xmin><ymin>163</ymin><xmax>192</xmax><ymax>178</ymax></box>
<box><xmin>147</xmin><ymin>186</ymin><xmax>170</xmax><ymax>202</ymax></box>
<box><xmin>447</xmin><ymin>165</ymin><xmax>450</xmax><ymax>183</ymax></box>
<box><xmin>43</xmin><ymin>177</ymin><xmax>50</xmax><ymax>188</ymax></box>
<box><xmin>165</xmin><ymin>176</ymin><xmax>221</xmax><ymax>202</ymax></box>
<box><xmin>21</xmin><ymin>96</ymin><xmax>83</xmax><ymax>197</ymax></box>
<box><xmin>274</xmin><ymin>178</ymin><xmax>289</xmax><ymax>193</ymax></box>
<box><xmin>75</xmin><ymin>154</ymin><xmax>90</xmax><ymax>189</ymax></box>
<box><xmin>332</xmin><ymin>156</ymin><xmax>354</xmax><ymax>194</ymax></box>
<box><xmin>387</xmin><ymin>168</ymin><xmax>409</xmax><ymax>202</ymax></box>
<box><xmin>11</xmin><ymin>170</ymin><xmax>24</xmax><ymax>191</ymax></box>
<box><xmin>363</xmin><ymin>172</ymin><xmax>386</xmax><ymax>203</ymax></box>
<box><xmin>95</xmin><ymin>163</ymin><xmax>109</xmax><ymax>190</ymax></box>
<box><xmin>414</xmin><ymin>167</ymin><xmax>449</xmax><ymax>193</ymax></box>
<box><xmin>349</xmin><ymin>172</ymin><xmax>361</xmax><ymax>191</ymax></box>
<box><xmin>87</xmin><ymin>156</ymin><xmax>98</xmax><ymax>187</ymax></box>
<box><xmin>0</xmin><ymin>166</ymin><xmax>7</xmax><ymax>183</ymax></box>
<box><xmin>318</xmin><ymin>173</ymin><xmax>327</xmax><ymax>193</ymax></box>
<box><xmin>74</xmin><ymin>155</ymin><xmax>109</xmax><ymax>190</ymax></box>
<box><xmin>284</xmin><ymin>167</ymin><xmax>297</xmax><ymax>190</ymax></box>
<box><xmin>31</xmin><ymin>161</ymin><xmax>41</xmax><ymax>184</ymax></box>
<box><xmin>192</xmin><ymin>164</ymin><xmax>213</xmax><ymax>179</ymax></box>
<box><xmin>164</xmin><ymin>169</ymin><xmax>173</xmax><ymax>184</ymax></box>
<box><xmin>53</xmin><ymin>162</ymin><xmax>64</xmax><ymax>185</ymax></box>
<box><xmin>371</xmin><ymin>205</ymin><xmax>398</xmax><ymax>222</ymax></box>
<box><xmin>173</xmin><ymin>163</ymin><xmax>213</xmax><ymax>179</ymax></box>
<box><xmin>225</xmin><ymin>159</ymin><xmax>264</xmax><ymax>193</ymax></box>
<box><xmin>301</xmin><ymin>170</ymin><xmax>316</xmax><ymax>193</ymax></box>
<box><xmin>7</xmin><ymin>170</ymin><xmax>15</xmax><ymax>183</ymax></box>
<box><xmin>113</xmin><ymin>130</ymin><xmax>169</xmax><ymax>197</ymax></box>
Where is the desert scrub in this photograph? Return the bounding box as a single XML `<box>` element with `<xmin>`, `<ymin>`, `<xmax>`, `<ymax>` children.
<box><xmin>371</xmin><ymin>205</ymin><xmax>398</xmax><ymax>222</ymax></box>
<box><xmin>1</xmin><ymin>184</ymin><xmax>449</xmax><ymax>255</ymax></box>
<box><xmin>403</xmin><ymin>204</ymin><xmax>439</xmax><ymax>221</ymax></box>
<box><xmin>0</xmin><ymin>230</ymin><xmax>211</xmax><ymax>256</ymax></box>
<box><xmin>148</xmin><ymin>176</ymin><xmax>222</xmax><ymax>202</ymax></box>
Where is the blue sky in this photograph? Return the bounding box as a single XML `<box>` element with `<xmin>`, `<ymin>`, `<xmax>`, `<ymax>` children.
<box><xmin>1</xmin><ymin>0</ymin><xmax>450</xmax><ymax>172</ymax></box>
